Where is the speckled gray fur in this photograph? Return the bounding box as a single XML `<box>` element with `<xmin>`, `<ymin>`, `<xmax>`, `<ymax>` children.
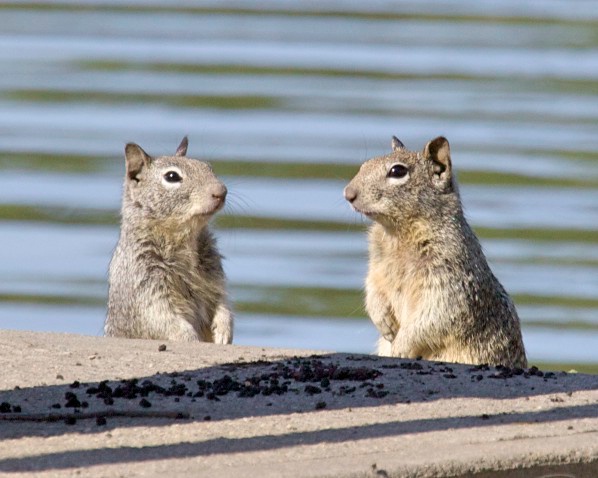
<box><xmin>105</xmin><ymin>137</ymin><xmax>233</xmax><ymax>343</ymax></box>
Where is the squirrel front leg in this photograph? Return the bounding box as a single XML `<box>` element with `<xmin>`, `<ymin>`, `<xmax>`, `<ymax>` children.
<box><xmin>390</xmin><ymin>328</ymin><xmax>421</xmax><ymax>359</ymax></box>
<box><xmin>142</xmin><ymin>297</ymin><xmax>202</xmax><ymax>341</ymax></box>
<box><xmin>365</xmin><ymin>282</ymin><xmax>398</xmax><ymax>342</ymax></box>
<box><xmin>211</xmin><ymin>299</ymin><xmax>234</xmax><ymax>344</ymax></box>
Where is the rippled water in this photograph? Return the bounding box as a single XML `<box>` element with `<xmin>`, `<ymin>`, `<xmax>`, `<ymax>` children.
<box><xmin>1</xmin><ymin>1</ymin><xmax>597</xmax><ymax>371</ymax></box>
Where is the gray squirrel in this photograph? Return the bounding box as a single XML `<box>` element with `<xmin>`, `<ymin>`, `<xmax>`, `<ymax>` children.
<box><xmin>344</xmin><ymin>136</ymin><xmax>526</xmax><ymax>368</ymax></box>
<box><xmin>105</xmin><ymin>137</ymin><xmax>233</xmax><ymax>343</ymax></box>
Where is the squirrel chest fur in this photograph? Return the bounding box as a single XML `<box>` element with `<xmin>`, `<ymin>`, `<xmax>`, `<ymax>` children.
<box><xmin>105</xmin><ymin>137</ymin><xmax>233</xmax><ymax>344</ymax></box>
<box><xmin>345</xmin><ymin>136</ymin><xmax>526</xmax><ymax>368</ymax></box>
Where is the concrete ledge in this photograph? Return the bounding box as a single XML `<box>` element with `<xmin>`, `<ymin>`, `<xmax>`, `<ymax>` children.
<box><xmin>0</xmin><ymin>329</ymin><xmax>596</xmax><ymax>477</ymax></box>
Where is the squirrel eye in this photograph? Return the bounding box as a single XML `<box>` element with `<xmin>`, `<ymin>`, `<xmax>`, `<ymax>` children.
<box><xmin>164</xmin><ymin>171</ymin><xmax>182</xmax><ymax>183</ymax></box>
<box><xmin>387</xmin><ymin>164</ymin><xmax>408</xmax><ymax>179</ymax></box>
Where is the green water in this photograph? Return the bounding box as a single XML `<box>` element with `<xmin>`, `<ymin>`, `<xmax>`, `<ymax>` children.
<box><xmin>0</xmin><ymin>1</ymin><xmax>596</xmax><ymax>369</ymax></box>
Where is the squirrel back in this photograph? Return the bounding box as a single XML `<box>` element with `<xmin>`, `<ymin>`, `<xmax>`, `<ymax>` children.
<box><xmin>344</xmin><ymin>136</ymin><xmax>526</xmax><ymax>368</ymax></box>
<box><xmin>105</xmin><ymin>137</ymin><xmax>233</xmax><ymax>343</ymax></box>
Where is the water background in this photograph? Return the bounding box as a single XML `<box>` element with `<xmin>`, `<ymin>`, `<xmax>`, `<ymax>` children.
<box><xmin>1</xmin><ymin>1</ymin><xmax>597</xmax><ymax>371</ymax></box>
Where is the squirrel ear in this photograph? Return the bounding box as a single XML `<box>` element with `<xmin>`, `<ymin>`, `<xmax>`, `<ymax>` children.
<box><xmin>423</xmin><ymin>136</ymin><xmax>452</xmax><ymax>191</ymax></box>
<box><xmin>125</xmin><ymin>143</ymin><xmax>152</xmax><ymax>182</ymax></box>
<box><xmin>175</xmin><ymin>136</ymin><xmax>188</xmax><ymax>157</ymax></box>
<box><xmin>391</xmin><ymin>136</ymin><xmax>405</xmax><ymax>151</ymax></box>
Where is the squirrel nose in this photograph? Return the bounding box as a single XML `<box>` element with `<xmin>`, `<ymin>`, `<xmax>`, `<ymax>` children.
<box><xmin>212</xmin><ymin>184</ymin><xmax>227</xmax><ymax>202</ymax></box>
<box><xmin>344</xmin><ymin>185</ymin><xmax>357</xmax><ymax>203</ymax></box>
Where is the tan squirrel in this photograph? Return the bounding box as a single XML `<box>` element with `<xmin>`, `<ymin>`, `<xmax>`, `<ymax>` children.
<box><xmin>344</xmin><ymin>136</ymin><xmax>527</xmax><ymax>368</ymax></box>
<box><xmin>105</xmin><ymin>137</ymin><xmax>233</xmax><ymax>344</ymax></box>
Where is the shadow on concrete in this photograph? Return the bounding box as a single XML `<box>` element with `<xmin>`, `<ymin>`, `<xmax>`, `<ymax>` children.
<box><xmin>0</xmin><ymin>401</ymin><xmax>596</xmax><ymax>472</ymax></box>
<box><xmin>0</xmin><ymin>353</ymin><xmax>596</xmax><ymax>445</ymax></box>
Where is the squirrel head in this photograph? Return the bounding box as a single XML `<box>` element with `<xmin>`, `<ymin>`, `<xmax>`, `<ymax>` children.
<box><xmin>344</xmin><ymin>136</ymin><xmax>459</xmax><ymax>229</ymax></box>
<box><xmin>122</xmin><ymin>136</ymin><xmax>227</xmax><ymax>226</ymax></box>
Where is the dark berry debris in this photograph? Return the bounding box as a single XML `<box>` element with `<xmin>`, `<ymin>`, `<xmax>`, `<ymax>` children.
<box><xmin>304</xmin><ymin>385</ymin><xmax>322</xmax><ymax>395</ymax></box>
<box><xmin>469</xmin><ymin>364</ymin><xmax>490</xmax><ymax>372</ymax></box>
<box><xmin>96</xmin><ymin>416</ymin><xmax>107</xmax><ymax>426</ymax></box>
<box><xmin>0</xmin><ymin>402</ymin><xmax>12</xmax><ymax>413</ymax></box>
<box><xmin>19</xmin><ymin>357</ymin><xmax>391</xmax><ymax>424</ymax></box>
<box><xmin>158</xmin><ymin>344</ymin><xmax>167</xmax><ymax>352</ymax></box>
<box><xmin>366</xmin><ymin>388</ymin><xmax>389</xmax><ymax>399</ymax></box>
<box><xmin>400</xmin><ymin>362</ymin><xmax>423</xmax><ymax>371</ymax></box>
<box><xmin>12</xmin><ymin>405</ymin><xmax>22</xmax><ymax>413</ymax></box>
<box><xmin>336</xmin><ymin>386</ymin><xmax>356</xmax><ymax>396</ymax></box>
<box><xmin>481</xmin><ymin>414</ymin><xmax>490</xmax><ymax>420</ymax></box>
<box><xmin>64</xmin><ymin>416</ymin><xmax>77</xmax><ymax>425</ymax></box>
<box><xmin>65</xmin><ymin>395</ymin><xmax>82</xmax><ymax>408</ymax></box>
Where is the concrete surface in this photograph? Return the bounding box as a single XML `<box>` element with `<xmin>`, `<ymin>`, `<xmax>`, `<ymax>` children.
<box><xmin>0</xmin><ymin>329</ymin><xmax>596</xmax><ymax>477</ymax></box>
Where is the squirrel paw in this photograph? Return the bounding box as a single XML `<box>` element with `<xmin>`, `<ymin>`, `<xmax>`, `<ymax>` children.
<box><xmin>211</xmin><ymin>303</ymin><xmax>234</xmax><ymax>344</ymax></box>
